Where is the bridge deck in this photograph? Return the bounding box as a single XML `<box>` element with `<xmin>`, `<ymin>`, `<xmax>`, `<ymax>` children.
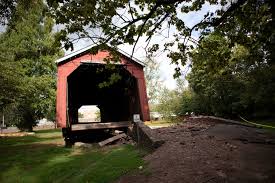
<box><xmin>71</xmin><ymin>121</ymin><xmax>131</xmax><ymax>131</ymax></box>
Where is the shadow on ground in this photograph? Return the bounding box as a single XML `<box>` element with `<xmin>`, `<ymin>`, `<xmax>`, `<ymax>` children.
<box><xmin>0</xmin><ymin>129</ymin><xmax>144</xmax><ymax>183</ymax></box>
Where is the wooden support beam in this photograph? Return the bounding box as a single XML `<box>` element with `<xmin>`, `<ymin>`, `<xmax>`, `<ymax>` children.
<box><xmin>98</xmin><ymin>133</ymin><xmax>127</xmax><ymax>147</ymax></box>
<box><xmin>71</xmin><ymin>121</ymin><xmax>131</xmax><ymax>131</ymax></box>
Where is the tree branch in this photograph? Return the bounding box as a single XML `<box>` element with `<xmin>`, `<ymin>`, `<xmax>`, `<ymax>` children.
<box><xmin>146</xmin><ymin>12</ymin><xmax>170</xmax><ymax>42</ymax></box>
<box><xmin>189</xmin><ymin>0</ymin><xmax>248</xmax><ymax>34</ymax></box>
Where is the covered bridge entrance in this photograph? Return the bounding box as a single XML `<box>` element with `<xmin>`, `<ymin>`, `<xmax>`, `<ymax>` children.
<box><xmin>56</xmin><ymin>45</ymin><xmax>150</xmax><ymax>143</ymax></box>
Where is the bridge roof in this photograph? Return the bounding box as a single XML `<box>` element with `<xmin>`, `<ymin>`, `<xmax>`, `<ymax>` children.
<box><xmin>56</xmin><ymin>44</ymin><xmax>145</xmax><ymax>67</ymax></box>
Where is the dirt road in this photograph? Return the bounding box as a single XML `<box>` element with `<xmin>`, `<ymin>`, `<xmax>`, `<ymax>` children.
<box><xmin>118</xmin><ymin>118</ymin><xmax>275</xmax><ymax>183</ymax></box>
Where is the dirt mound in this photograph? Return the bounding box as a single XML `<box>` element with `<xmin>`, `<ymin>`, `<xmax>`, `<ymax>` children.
<box><xmin>118</xmin><ymin>119</ymin><xmax>275</xmax><ymax>183</ymax></box>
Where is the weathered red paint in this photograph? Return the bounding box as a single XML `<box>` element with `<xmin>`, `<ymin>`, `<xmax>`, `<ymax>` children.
<box><xmin>56</xmin><ymin>50</ymin><xmax>150</xmax><ymax>128</ymax></box>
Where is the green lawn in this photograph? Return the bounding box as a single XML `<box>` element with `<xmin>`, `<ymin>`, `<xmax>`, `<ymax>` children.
<box><xmin>0</xmin><ymin>129</ymin><xmax>144</xmax><ymax>183</ymax></box>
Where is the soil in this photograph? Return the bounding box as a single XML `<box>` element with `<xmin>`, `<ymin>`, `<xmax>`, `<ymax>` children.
<box><xmin>118</xmin><ymin>118</ymin><xmax>275</xmax><ymax>183</ymax></box>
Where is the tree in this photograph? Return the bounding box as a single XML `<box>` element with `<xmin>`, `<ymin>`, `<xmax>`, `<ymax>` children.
<box><xmin>155</xmin><ymin>87</ymin><xmax>180</xmax><ymax>119</ymax></box>
<box><xmin>0</xmin><ymin>56</ymin><xmax>23</xmax><ymax>108</ymax></box>
<box><xmin>46</xmin><ymin>0</ymin><xmax>273</xmax><ymax>76</ymax></box>
<box><xmin>188</xmin><ymin>31</ymin><xmax>275</xmax><ymax>118</ymax></box>
<box><xmin>2</xmin><ymin>1</ymin><xmax>274</xmax><ymax>74</ymax></box>
<box><xmin>185</xmin><ymin>0</ymin><xmax>274</xmax><ymax>119</ymax></box>
<box><xmin>0</xmin><ymin>0</ymin><xmax>62</xmax><ymax>131</ymax></box>
<box><xmin>175</xmin><ymin>88</ymin><xmax>195</xmax><ymax>115</ymax></box>
<box><xmin>187</xmin><ymin>34</ymin><xmax>241</xmax><ymax>117</ymax></box>
<box><xmin>144</xmin><ymin>57</ymin><xmax>163</xmax><ymax>105</ymax></box>
<box><xmin>214</xmin><ymin>0</ymin><xmax>275</xmax><ymax>118</ymax></box>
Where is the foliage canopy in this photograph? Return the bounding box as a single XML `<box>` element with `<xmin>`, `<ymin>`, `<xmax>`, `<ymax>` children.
<box><xmin>0</xmin><ymin>0</ymin><xmax>62</xmax><ymax>130</ymax></box>
<box><xmin>46</xmin><ymin>0</ymin><xmax>274</xmax><ymax>76</ymax></box>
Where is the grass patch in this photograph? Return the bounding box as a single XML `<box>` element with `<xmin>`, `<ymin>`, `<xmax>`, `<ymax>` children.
<box><xmin>239</xmin><ymin>116</ymin><xmax>275</xmax><ymax>131</ymax></box>
<box><xmin>0</xmin><ymin>129</ymin><xmax>144</xmax><ymax>183</ymax></box>
<box><xmin>145</xmin><ymin>120</ymin><xmax>178</xmax><ymax>127</ymax></box>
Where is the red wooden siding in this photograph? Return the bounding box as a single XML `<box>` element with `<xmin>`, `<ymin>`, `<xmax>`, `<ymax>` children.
<box><xmin>56</xmin><ymin>50</ymin><xmax>150</xmax><ymax>128</ymax></box>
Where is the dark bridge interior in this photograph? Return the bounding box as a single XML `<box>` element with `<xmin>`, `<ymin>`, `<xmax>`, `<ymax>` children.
<box><xmin>67</xmin><ymin>63</ymin><xmax>141</xmax><ymax>125</ymax></box>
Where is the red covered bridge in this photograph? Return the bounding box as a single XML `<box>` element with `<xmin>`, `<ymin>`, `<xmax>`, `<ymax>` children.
<box><xmin>56</xmin><ymin>45</ymin><xmax>150</xmax><ymax>144</ymax></box>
